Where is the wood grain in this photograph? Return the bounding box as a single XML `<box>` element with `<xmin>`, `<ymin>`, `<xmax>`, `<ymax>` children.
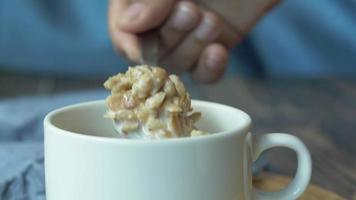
<box><xmin>0</xmin><ymin>72</ymin><xmax>103</xmax><ymax>98</ymax></box>
<box><xmin>0</xmin><ymin>73</ymin><xmax>355</xmax><ymax>198</ymax></box>
<box><xmin>254</xmin><ymin>173</ymin><xmax>345</xmax><ymax>200</ymax></box>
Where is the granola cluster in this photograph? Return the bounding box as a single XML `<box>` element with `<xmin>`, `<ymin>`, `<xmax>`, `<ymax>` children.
<box><xmin>103</xmin><ymin>65</ymin><xmax>206</xmax><ymax>139</ymax></box>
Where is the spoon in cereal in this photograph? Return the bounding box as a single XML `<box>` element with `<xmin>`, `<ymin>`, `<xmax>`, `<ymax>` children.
<box><xmin>110</xmin><ymin>31</ymin><xmax>159</xmax><ymax>138</ymax></box>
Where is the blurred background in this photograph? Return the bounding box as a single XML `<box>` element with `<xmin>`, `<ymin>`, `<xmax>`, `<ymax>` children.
<box><xmin>0</xmin><ymin>0</ymin><xmax>355</xmax><ymax>199</ymax></box>
<box><xmin>1</xmin><ymin>0</ymin><xmax>356</xmax><ymax>97</ymax></box>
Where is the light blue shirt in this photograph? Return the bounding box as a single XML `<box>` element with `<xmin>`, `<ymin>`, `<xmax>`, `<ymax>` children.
<box><xmin>233</xmin><ymin>0</ymin><xmax>356</xmax><ymax>78</ymax></box>
<box><xmin>0</xmin><ymin>0</ymin><xmax>124</xmax><ymax>78</ymax></box>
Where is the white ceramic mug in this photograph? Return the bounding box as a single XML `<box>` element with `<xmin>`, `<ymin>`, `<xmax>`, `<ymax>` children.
<box><xmin>44</xmin><ymin>100</ymin><xmax>311</xmax><ymax>200</ymax></box>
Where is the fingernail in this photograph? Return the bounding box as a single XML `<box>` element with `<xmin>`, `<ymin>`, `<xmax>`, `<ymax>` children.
<box><xmin>195</xmin><ymin>16</ymin><xmax>220</xmax><ymax>41</ymax></box>
<box><xmin>120</xmin><ymin>2</ymin><xmax>145</xmax><ymax>26</ymax></box>
<box><xmin>169</xmin><ymin>3</ymin><xmax>197</xmax><ymax>31</ymax></box>
<box><xmin>206</xmin><ymin>53</ymin><xmax>224</xmax><ymax>71</ymax></box>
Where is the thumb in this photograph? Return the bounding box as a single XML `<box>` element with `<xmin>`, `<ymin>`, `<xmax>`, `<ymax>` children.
<box><xmin>118</xmin><ymin>0</ymin><xmax>176</xmax><ymax>33</ymax></box>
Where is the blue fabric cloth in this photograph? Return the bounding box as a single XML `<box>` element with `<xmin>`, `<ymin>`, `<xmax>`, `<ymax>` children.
<box><xmin>1</xmin><ymin>0</ymin><xmax>356</xmax><ymax>78</ymax></box>
<box><xmin>0</xmin><ymin>142</ymin><xmax>45</xmax><ymax>200</ymax></box>
<box><xmin>0</xmin><ymin>90</ymin><xmax>106</xmax><ymax>200</ymax></box>
<box><xmin>0</xmin><ymin>91</ymin><xmax>270</xmax><ymax>200</ymax></box>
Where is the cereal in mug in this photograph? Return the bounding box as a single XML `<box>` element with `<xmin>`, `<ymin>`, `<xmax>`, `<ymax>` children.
<box><xmin>103</xmin><ymin>65</ymin><xmax>207</xmax><ymax>139</ymax></box>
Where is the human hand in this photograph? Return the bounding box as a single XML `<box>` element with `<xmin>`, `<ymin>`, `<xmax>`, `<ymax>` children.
<box><xmin>108</xmin><ymin>0</ymin><xmax>280</xmax><ymax>83</ymax></box>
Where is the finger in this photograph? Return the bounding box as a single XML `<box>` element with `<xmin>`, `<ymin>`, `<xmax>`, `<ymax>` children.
<box><xmin>216</xmin><ymin>21</ymin><xmax>243</xmax><ymax>50</ymax></box>
<box><xmin>117</xmin><ymin>0</ymin><xmax>176</xmax><ymax>33</ymax></box>
<box><xmin>196</xmin><ymin>6</ymin><xmax>242</xmax><ymax>50</ymax></box>
<box><xmin>160</xmin><ymin>11</ymin><xmax>221</xmax><ymax>74</ymax></box>
<box><xmin>111</xmin><ymin>31</ymin><xmax>141</xmax><ymax>63</ymax></box>
<box><xmin>192</xmin><ymin>43</ymin><xmax>228</xmax><ymax>83</ymax></box>
<box><xmin>160</xmin><ymin>1</ymin><xmax>201</xmax><ymax>54</ymax></box>
<box><xmin>264</xmin><ymin>0</ymin><xmax>281</xmax><ymax>12</ymax></box>
<box><xmin>225</xmin><ymin>0</ymin><xmax>280</xmax><ymax>33</ymax></box>
<box><xmin>109</xmin><ymin>0</ymin><xmax>141</xmax><ymax>62</ymax></box>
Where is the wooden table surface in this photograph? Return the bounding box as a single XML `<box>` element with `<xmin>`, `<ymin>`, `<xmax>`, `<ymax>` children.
<box><xmin>1</xmin><ymin>73</ymin><xmax>355</xmax><ymax>199</ymax></box>
<box><xmin>254</xmin><ymin>173</ymin><xmax>345</xmax><ymax>199</ymax></box>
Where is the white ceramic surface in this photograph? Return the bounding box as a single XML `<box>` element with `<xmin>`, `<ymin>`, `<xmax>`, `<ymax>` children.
<box><xmin>44</xmin><ymin>100</ymin><xmax>311</xmax><ymax>200</ymax></box>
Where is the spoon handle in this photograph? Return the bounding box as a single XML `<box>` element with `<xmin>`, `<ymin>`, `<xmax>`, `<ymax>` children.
<box><xmin>139</xmin><ymin>30</ymin><xmax>159</xmax><ymax>66</ymax></box>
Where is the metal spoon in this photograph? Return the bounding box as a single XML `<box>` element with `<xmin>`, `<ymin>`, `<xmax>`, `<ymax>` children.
<box><xmin>139</xmin><ymin>30</ymin><xmax>159</xmax><ymax>66</ymax></box>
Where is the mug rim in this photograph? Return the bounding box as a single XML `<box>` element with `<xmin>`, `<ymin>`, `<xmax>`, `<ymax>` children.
<box><xmin>44</xmin><ymin>100</ymin><xmax>251</xmax><ymax>144</ymax></box>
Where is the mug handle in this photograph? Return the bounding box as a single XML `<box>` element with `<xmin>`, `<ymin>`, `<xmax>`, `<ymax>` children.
<box><xmin>252</xmin><ymin>133</ymin><xmax>312</xmax><ymax>200</ymax></box>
